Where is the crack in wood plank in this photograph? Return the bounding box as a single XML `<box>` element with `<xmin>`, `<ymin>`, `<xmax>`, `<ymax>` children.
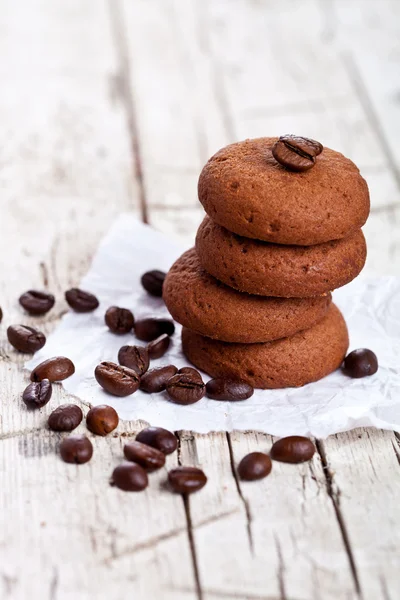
<box><xmin>392</xmin><ymin>432</ymin><xmax>400</xmax><ymax>466</ymax></box>
<box><xmin>315</xmin><ymin>440</ymin><xmax>363</xmax><ymax>599</ymax></box>
<box><xmin>39</xmin><ymin>262</ymin><xmax>49</xmax><ymax>288</ymax></box>
<box><xmin>49</xmin><ymin>567</ymin><xmax>59</xmax><ymax>600</ymax></box>
<box><xmin>342</xmin><ymin>50</ymin><xmax>400</xmax><ymax>194</ymax></box>
<box><xmin>168</xmin><ymin>585</ymin><xmax>301</xmax><ymax>600</ymax></box>
<box><xmin>108</xmin><ymin>0</ymin><xmax>148</xmax><ymax>223</ymax></box>
<box><xmin>225</xmin><ymin>432</ymin><xmax>254</xmax><ymax>554</ymax></box>
<box><xmin>175</xmin><ymin>431</ymin><xmax>204</xmax><ymax>600</ymax></box>
<box><xmin>102</xmin><ymin>507</ymin><xmax>239</xmax><ymax>565</ymax></box>
<box><xmin>183</xmin><ymin>494</ymin><xmax>203</xmax><ymax>600</ymax></box>
<box><xmin>380</xmin><ymin>575</ymin><xmax>393</xmax><ymax>600</ymax></box>
<box><xmin>274</xmin><ymin>536</ymin><xmax>288</xmax><ymax>600</ymax></box>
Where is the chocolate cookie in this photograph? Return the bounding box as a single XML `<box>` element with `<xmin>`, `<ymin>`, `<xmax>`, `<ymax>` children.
<box><xmin>182</xmin><ymin>303</ymin><xmax>348</xmax><ymax>389</ymax></box>
<box><xmin>196</xmin><ymin>217</ymin><xmax>367</xmax><ymax>297</ymax></box>
<box><xmin>163</xmin><ymin>248</ymin><xmax>331</xmax><ymax>343</ymax></box>
<box><xmin>198</xmin><ymin>138</ymin><xmax>370</xmax><ymax>245</ymax></box>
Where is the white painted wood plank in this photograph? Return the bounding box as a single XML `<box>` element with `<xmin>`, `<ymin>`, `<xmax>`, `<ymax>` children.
<box><xmin>0</xmin><ymin>2</ymin><xmax>197</xmax><ymax>598</ymax></box>
<box><xmin>179</xmin><ymin>432</ymin><xmax>359</xmax><ymax>600</ymax></box>
<box><xmin>321</xmin><ymin>428</ymin><xmax>400</xmax><ymax>600</ymax></box>
<box><xmin>0</xmin><ymin>431</ymin><xmax>196</xmax><ymax>600</ymax></box>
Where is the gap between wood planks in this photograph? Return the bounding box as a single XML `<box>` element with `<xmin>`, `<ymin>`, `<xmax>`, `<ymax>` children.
<box><xmin>108</xmin><ymin>3</ymin><xmax>204</xmax><ymax>596</ymax></box>
<box><xmin>315</xmin><ymin>440</ymin><xmax>363</xmax><ymax>599</ymax></box>
<box><xmin>108</xmin><ymin>0</ymin><xmax>148</xmax><ymax>224</ymax></box>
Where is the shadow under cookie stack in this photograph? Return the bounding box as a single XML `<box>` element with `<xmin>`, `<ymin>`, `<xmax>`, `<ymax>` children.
<box><xmin>163</xmin><ymin>136</ymin><xmax>370</xmax><ymax>389</ymax></box>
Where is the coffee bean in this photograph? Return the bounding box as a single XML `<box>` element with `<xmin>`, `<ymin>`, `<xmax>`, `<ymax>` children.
<box><xmin>7</xmin><ymin>325</ymin><xmax>46</xmax><ymax>353</ymax></box>
<box><xmin>60</xmin><ymin>435</ymin><xmax>93</xmax><ymax>464</ymax></box>
<box><xmin>86</xmin><ymin>405</ymin><xmax>119</xmax><ymax>436</ymax></box>
<box><xmin>111</xmin><ymin>462</ymin><xmax>148</xmax><ymax>492</ymax></box>
<box><xmin>147</xmin><ymin>334</ymin><xmax>170</xmax><ymax>359</ymax></box>
<box><xmin>135</xmin><ymin>318</ymin><xmax>175</xmax><ymax>342</ymax></box>
<box><xmin>19</xmin><ymin>290</ymin><xmax>55</xmax><ymax>315</ymax></box>
<box><xmin>238</xmin><ymin>452</ymin><xmax>272</xmax><ymax>481</ymax></box>
<box><xmin>141</xmin><ymin>270</ymin><xmax>166</xmax><ymax>297</ymax></box>
<box><xmin>270</xmin><ymin>436</ymin><xmax>315</xmax><ymax>463</ymax></box>
<box><xmin>22</xmin><ymin>379</ymin><xmax>52</xmax><ymax>409</ymax></box>
<box><xmin>136</xmin><ymin>426</ymin><xmax>177</xmax><ymax>455</ymax></box>
<box><xmin>118</xmin><ymin>345</ymin><xmax>149</xmax><ymax>375</ymax></box>
<box><xmin>30</xmin><ymin>356</ymin><xmax>75</xmax><ymax>382</ymax></box>
<box><xmin>105</xmin><ymin>306</ymin><xmax>134</xmax><ymax>334</ymax></box>
<box><xmin>140</xmin><ymin>365</ymin><xmax>178</xmax><ymax>393</ymax></box>
<box><xmin>168</xmin><ymin>466</ymin><xmax>207</xmax><ymax>494</ymax></box>
<box><xmin>95</xmin><ymin>361</ymin><xmax>140</xmax><ymax>396</ymax></box>
<box><xmin>178</xmin><ymin>367</ymin><xmax>203</xmax><ymax>382</ymax></box>
<box><xmin>65</xmin><ymin>288</ymin><xmax>99</xmax><ymax>312</ymax></box>
<box><xmin>0</xmin><ymin>307</ymin><xmax>3</xmax><ymax>322</ymax></box>
<box><xmin>124</xmin><ymin>441</ymin><xmax>166</xmax><ymax>471</ymax></box>
<box><xmin>206</xmin><ymin>378</ymin><xmax>254</xmax><ymax>401</ymax></box>
<box><xmin>343</xmin><ymin>348</ymin><xmax>378</xmax><ymax>378</ymax></box>
<box><xmin>48</xmin><ymin>404</ymin><xmax>83</xmax><ymax>431</ymax></box>
<box><xmin>166</xmin><ymin>373</ymin><xmax>205</xmax><ymax>405</ymax></box>
<box><xmin>272</xmin><ymin>135</ymin><xmax>323</xmax><ymax>172</ymax></box>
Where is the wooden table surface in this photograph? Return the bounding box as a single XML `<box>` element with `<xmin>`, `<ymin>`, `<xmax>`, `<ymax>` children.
<box><xmin>1</xmin><ymin>1</ymin><xmax>399</xmax><ymax>599</ymax></box>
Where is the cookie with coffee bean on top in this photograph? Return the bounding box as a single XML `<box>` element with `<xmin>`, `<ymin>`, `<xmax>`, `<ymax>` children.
<box><xmin>198</xmin><ymin>137</ymin><xmax>370</xmax><ymax>246</ymax></box>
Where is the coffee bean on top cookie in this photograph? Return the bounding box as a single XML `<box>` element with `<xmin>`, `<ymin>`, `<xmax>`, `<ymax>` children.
<box><xmin>196</xmin><ymin>216</ymin><xmax>367</xmax><ymax>298</ymax></box>
<box><xmin>163</xmin><ymin>248</ymin><xmax>331</xmax><ymax>343</ymax></box>
<box><xmin>198</xmin><ymin>138</ymin><xmax>370</xmax><ymax>246</ymax></box>
<box><xmin>272</xmin><ymin>135</ymin><xmax>323</xmax><ymax>172</ymax></box>
<box><xmin>182</xmin><ymin>304</ymin><xmax>349</xmax><ymax>389</ymax></box>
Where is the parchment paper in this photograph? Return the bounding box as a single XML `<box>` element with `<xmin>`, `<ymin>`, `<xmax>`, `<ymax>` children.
<box><xmin>26</xmin><ymin>214</ymin><xmax>400</xmax><ymax>437</ymax></box>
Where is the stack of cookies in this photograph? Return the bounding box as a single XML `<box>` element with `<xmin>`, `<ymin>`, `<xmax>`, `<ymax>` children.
<box><xmin>163</xmin><ymin>136</ymin><xmax>370</xmax><ymax>389</ymax></box>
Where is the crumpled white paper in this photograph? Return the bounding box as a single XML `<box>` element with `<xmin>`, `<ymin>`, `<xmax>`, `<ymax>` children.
<box><xmin>27</xmin><ymin>214</ymin><xmax>400</xmax><ymax>438</ymax></box>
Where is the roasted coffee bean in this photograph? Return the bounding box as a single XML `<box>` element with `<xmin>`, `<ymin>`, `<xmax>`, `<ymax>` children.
<box><xmin>272</xmin><ymin>135</ymin><xmax>323</xmax><ymax>172</ymax></box>
<box><xmin>95</xmin><ymin>361</ymin><xmax>140</xmax><ymax>396</ymax></box>
<box><xmin>60</xmin><ymin>435</ymin><xmax>93</xmax><ymax>464</ymax></box>
<box><xmin>111</xmin><ymin>462</ymin><xmax>148</xmax><ymax>492</ymax></box>
<box><xmin>48</xmin><ymin>404</ymin><xmax>83</xmax><ymax>431</ymax></box>
<box><xmin>141</xmin><ymin>270</ymin><xmax>166</xmax><ymax>297</ymax></box>
<box><xmin>168</xmin><ymin>466</ymin><xmax>207</xmax><ymax>494</ymax></box>
<box><xmin>19</xmin><ymin>290</ymin><xmax>55</xmax><ymax>315</ymax></box>
<box><xmin>270</xmin><ymin>436</ymin><xmax>315</xmax><ymax>463</ymax></box>
<box><xmin>22</xmin><ymin>379</ymin><xmax>52</xmax><ymax>409</ymax></box>
<box><xmin>343</xmin><ymin>348</ymin><xmax>378</xmax><ymax>378</ymax></box>
<box><xmin>7</xmin><ymin>324</ymin><xmax>46</xmax><ymax>353</ymax></box>
<box><xmin>105</xmin><ymin>306</ymin><xmax>134</xmax><ymax>334</ymax></box>
<box><xmin>136</xmin><ymin>426</ymin><xmax>177</xmax><ymax>455</ymax></box>
<box><xmin>166</xmin><ymin>373</ymin><xmax>205</xmax><ymax>405</ymax></box>
<box><xmin>124</xmin><ymin>441</ymin><xmax>166</xmax><ymax>471</ymax></box>
<box><xmin>140</xmin><ymin>365</ymin><xmax>178</xmax><ymax>393</ymax></box>
<box><xmin>0</xmin><ymin>307</ymin><xmax>3</xmax><ymax>322</ymax></box>
<box><xmin>135</xmin><ymin>318</ymin><xmax>175</xmax><ymax>342</ymax></box>
<box><xmin>147</xmin><ymin>334</ymin><xmax>170</xmax><ymax>359</ymax></box>
<box><xmin>238</xmin><ymin>452</ymin><xmax>272</xmax><ymax>481</ymax></box>
<box><xmin>86</xmin><ymin>405</ymin><xmax>119</xmax><ymax>436</ymax></box>
<box><xmin>206</xmin><ymin>378</ymin><xmax>254</xmax><ymax>401</ymax></box>
<box><xmin>178</xmin><ymin>367</ymin><xmax>203</xmax><ymax>382</ymax></box>
<box><xmin>65</xmin><ymin>288</ymin><xmax>99</xmax><ymax>312</ymax></box>
<box><xmin>118</xmin><ymin>345</ymin><xmax>149</xmax><ymax>375</ymax></box>
<box><xmin>31</xmin><ymin>356</ymin><xmax>75</xmax><ymax>382</ymax></box>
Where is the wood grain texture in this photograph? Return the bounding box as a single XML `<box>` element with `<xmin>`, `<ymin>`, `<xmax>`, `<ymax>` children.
<box><xmin>0</xmin><ymin>0</ymin><xmax>399</xmax><ymax>599</ymax></box>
